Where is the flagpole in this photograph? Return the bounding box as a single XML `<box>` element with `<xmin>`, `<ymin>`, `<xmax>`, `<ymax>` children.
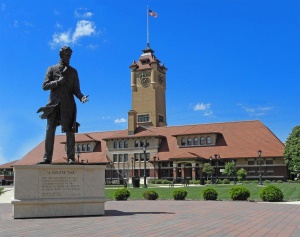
<box><xmin>147</xmin><ymin>5</ymin><xmax>150</xmax><ymax>48</ymax></box>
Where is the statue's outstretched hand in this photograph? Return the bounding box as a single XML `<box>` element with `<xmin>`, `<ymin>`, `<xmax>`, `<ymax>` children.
<box><xmin>81</xmin><ymin>95</ymin><xmax>89</xmax><ymax>103</ymax></box>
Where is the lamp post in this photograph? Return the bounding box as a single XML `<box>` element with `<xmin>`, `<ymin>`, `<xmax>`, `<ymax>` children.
<box><xmin>153</xmin><ymin>156</ymin><xmax>156</xmax><ymax>180</ymax></box>
<box><xmin>110</xmin><ymin>161</ymin><xmax>113</xmax><ymax>184</ymax></box>
<box><xmin>214</xmin><ymin>154</ymin><xmax>220</xmax><ymax>182</ymax></box>
<box><xmin>232</xmin><ymin>160</ymin><xmax>236</xmax><ymax>184</ymax></box>
<box><xmin>130</xmin><ymin>157</ymin><xmax>134</xmax><ymax>187</ymax></box>
<box><xmin>142</xmin><ymin>145</ymin><xmax>147</xmax><ymax>188</ymax></box>
<box><xmin>76</xmin><ymin>150</ymin><xmax>81</xmax><ymax>164</ymax></box>
<box><xmin>258</xmin><ymin>149</ymin><xmax>263</xmax><ymax>185</ymax></box>
<box><xmin>209</xmin><ymin>156</ymin><xmax>213</xmax><ymax>184</ymax></box>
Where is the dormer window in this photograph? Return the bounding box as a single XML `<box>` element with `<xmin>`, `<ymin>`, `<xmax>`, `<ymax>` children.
<box><xmin>113</xmin><ymin>140</ymin><xmax>117</xmax><ymax>149</ymax></box>
<box><xmin>119</xmin><ymin>140</ymin><xmax>123</xmax><ymax>148</ymax></box>
<box><xmin>77</xmin><ymin>144</ymin><xmax>80</xmax><ymax>152</ymax></box>
<box><xmin>181</xmin><ymin>138</ymin><xmax>186</xmax><ymax>146</ymax></box>
<box><xmin>135</xmin><ymin>140</ymin><xmax>139</xmax><ymax>147</ymax></box>
<box><xmin>140</xmin><ymin>139</ymin><xmax>144</xmax><ymax>147</ymax></box>
<box><xmin>140</xmin><ymin>59</ymin><xmax>150</xmax><ymax>65</ymax></box>
<box><xmin>206</xmin><ymin>136</ymin><xmax>212</xmax><ymax>145</ymax></box>
<box><xmin>187</xmin><ymin>137</ymin><xmax>192</xmax><ymax>145</ymax></box>
<box><xmin>124</xmin><ymin>140</ymin><xmax>128</xmax><ymax>148</ymax></box>
<box><xmin>82</xmin><ymin>144</ymin><xmax>86</xmax><ymax>151</ymax></box>
<box><xmin>87</xmin><ymin>144</ymin><xmax>91</xmax><ymax>152</ymax></box>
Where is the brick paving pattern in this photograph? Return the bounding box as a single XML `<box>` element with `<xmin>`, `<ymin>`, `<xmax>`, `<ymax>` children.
<box><xmin>1</xmin><ymin>200</ymin><xmax>300</xmax><ymax>237</ymax></box>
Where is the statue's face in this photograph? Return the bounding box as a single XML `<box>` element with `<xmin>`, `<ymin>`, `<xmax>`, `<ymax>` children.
<box><xmin>61</xmin><ymin>51</ymin><xmax>72</xmax><ymax>65</ymax></box>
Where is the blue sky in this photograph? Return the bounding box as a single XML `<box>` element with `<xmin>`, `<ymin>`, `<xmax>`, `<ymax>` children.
<box><xmin>0</xmin><ymin>0</ymin><xmax>299</xmax><ymax>164</ymax></box>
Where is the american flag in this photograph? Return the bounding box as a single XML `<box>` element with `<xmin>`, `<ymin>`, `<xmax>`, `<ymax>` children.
<box><xmin>148</xmin><ymin>9</ymin><xmax>158</xmax><ymax>18</ymax></box>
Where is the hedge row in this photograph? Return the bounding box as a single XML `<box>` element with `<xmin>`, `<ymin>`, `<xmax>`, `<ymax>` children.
<box><xmin>113</xmin><ymin>185</ymin><xmax>284</xmax><ymax>202</ymax></box>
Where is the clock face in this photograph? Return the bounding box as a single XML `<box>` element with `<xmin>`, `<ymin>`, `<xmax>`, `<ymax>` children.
<box><xmin>138</xmin><ymin>73</ymin><xmax>150</xmax><ymax>87</ymax></box>
<box><xmin>159</xmin><ymin>74</ymin><xmax>164</xmax><ymax>84</ymax></box>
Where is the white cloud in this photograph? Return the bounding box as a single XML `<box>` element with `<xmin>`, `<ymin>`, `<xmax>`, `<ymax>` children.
<box><xmin>114</xmin><ymin>118</ymin><xmax>127</xmax><ymax>123</ymax></box>
<box><xmin>50</xmin><ymin>20</ymin><xmax>96</xmax><ymax>48</ymax></box>
<box><xmin>238</xmin><ymin>104</ymin><xmax>273</xmax><ymax>117</ymax></box>
<box><xmin>72</xmin><ymin>20</ymin><xmax>96</xmax><ymax>42</ymax></box>
<box><xmin>193</xmin><ymin>103</ymin><xmax>211</xmax><ymax>111</ymax></box>
<box><xmin>75</xmin><ymin>8</ymin><xmax>93</xmax><ymax>18</ymax></box>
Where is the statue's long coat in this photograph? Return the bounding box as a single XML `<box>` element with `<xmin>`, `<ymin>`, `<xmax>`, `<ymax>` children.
<box><xmin>38</xmin><ymin>63</ymin><xmax>84</xmax><ymax>133</ymax></box>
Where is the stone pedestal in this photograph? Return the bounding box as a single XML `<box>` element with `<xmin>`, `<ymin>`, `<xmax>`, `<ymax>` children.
<box><xmin>12</xmin><ymin>165</ymin><xmax>106</xmax><ymax>219</ymax></box>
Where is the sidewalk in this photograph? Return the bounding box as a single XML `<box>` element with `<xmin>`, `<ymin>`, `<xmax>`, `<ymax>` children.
<box><xmin>1</xmin><ymin>188</ymin><xmax>300</xmax><ymax>236</ymax></box>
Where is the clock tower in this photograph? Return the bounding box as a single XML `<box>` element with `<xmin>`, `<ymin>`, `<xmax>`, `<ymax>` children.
<box><xmin>128</xmin><ymin>47</ymin><xmax>167</xmax><ymax>132</ymax></box>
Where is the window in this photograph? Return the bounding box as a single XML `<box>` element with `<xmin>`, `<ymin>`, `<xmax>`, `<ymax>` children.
<box><xmin>124</xmin><ymin>140</ymin><xmax>128</xmax><ymax>148</ymax></box>
<box><xmin>119</xmin><ymin>141</ymin><xmax>123</xmax><ymax>148</ymax></box>
<box><xmin>181</xmin><ymin>138</ymin><xmax>186</xmax><ymax>146</ymax></box>
<box><xmin>82</xmin><ymin>144</ymin><xmax>86</xmax><ymax>152</ymax></box>
<box><xmin>193</xmin><ymin>137</ymin><xmax>198</xmax><ymax>145</ymax></box>
<box><xmin>158</xmin><ymin>115</ymin><xmax>164</xmax><ymax>122</ymax></box>
<box><xmin>146</xmin><ymin>153</ymin><xmax>150</xmax><ymax>161</ymax></box>
<box><xmin>200</xmin><ymin>137</ymin><xmax>205</xmax><ymax>145</ymax></box>
<box><xmin>113</xmin><ymin>141</ymin><xmax>117</xmax><ymax>149</ymax></box>
<box><xmin>119</xmin><ymin>154</ymin><xmax>123</xmax><ymax>162</ymax></box>
<box><xmin>113</xmin><ymin>154</ymin><xmax>118</xmax><ymax>162</ymax></box>
<box><xmin>77</xmin><ymin>144</ymin><xmax>80</xmax><ymax>152</ymax></box>
<box><xmin>135</xmin><ymin>140</ymin><xmax>139</xmax><ymax>147</ymax></box>
<box><xmin>206</xmin><ymin>136</ymin><xmax>212</xmax><ymax>145</ymax></box>
<box><xmin>187</xmin><ymin>137</ymin><xmax>192</xmax><ymax>146</ymax></box>
<box><xmin>134</xmin><ymin>153</ymin><xmax>139</xmax><ymax>162</ymax></box>
<box><xmin>140</xmin><ymin>169</ymin><xmax>150</xmax><ymax>177</ymax></box>
<box><xmin>248</xmin><ymin>160</ymin><xmax>255</xmax><ymax>166</ymax></box>
<box><xmin>146</xmin><ymin>139</ymin><xmax>150</xmax><ymax>147</ymax></box>
<box><xmin>266</xmin><ymin>160</ymin><xmax>273</xmax><ymax>165</ymax></box>
<box><xmin>140</xmin><ymin>139</ymin><xmax>144</xmax><ymax>147</ymax></box>
<box><xmin>124</xmin><ymin>154</ymin><xmax>128</xmax><ymax>162</ymax></box>
<box><xmin>138</xmin><ymin>114</ymin><xmax>150</xmax><ymax>122</ymax></box>
<box><xmin>140</xmin><ymin>153</ymin><xmax>145</xmax><ymax>161</ymax></box>
<box><xmin>257</xmin><ymin>160</ymin><xmax>264</xmax><ymax>165</ymax></box>
<box><xmin>87</xmin><ymin>144</ymin><xmax>91</xmax><ymax>152</ymax></box>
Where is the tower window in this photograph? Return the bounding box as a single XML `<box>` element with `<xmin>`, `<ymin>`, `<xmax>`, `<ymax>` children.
<box><xmin>158</xmin><ymin>115</ymin><xmax>164</xmax><ymax>122</ymax></box>
<box><xmin>140</xmin><ymin>59</ymin><xmax>150</xmax><ymax>65</ymax></box>
<box><xmin>138</xmin><ymin>114</ymin><xmax>150</xmax><ymax>122</ymax></box>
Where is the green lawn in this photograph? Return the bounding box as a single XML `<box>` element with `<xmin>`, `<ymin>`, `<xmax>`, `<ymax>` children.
<box><xmin>0</xmin><ymin>188</ymin><xmax>3</xmax><ymax>195</ymax></box>
<box><xmin>105</xmin><ymin>183</ymin><xmax>300</xmax><ymax>201</ymax></box>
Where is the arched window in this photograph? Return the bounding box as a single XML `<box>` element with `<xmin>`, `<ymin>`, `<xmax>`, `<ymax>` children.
<box><xmin>113</xmin><ymin>140</ymin><xmax>117</xmax><ymax>149</ymax></box>
<box><xmin>77</xmin><ymin>144</ymin><xmax>81</xmax><ymax>152</ymax></box>
<box><xmin>187</xmin><ymin>137</ymin><xmax>192</xmax><ymax>145</ymax></box>
<box><xmin>82</xmin><ymin>144</ymin><xmax>86</xmax><ymax>152</ymax></box>
<box><xmin>135</xmin><ymin>140</ymin><xmax>139</xmax><ymax>147</ymax></box>
<box><xmin>146</xmin><ymin>139</ymin><xmax>150</xmax><ymax>147</ymax></box>
<box><xmin>200</xmin><ymin>137</ymin><xmax>205</xmax><ymax>145</ymax></box>
<box><xmin>181</xmin><ymin>138</ymin><xmax>186</xmax><ymax>146</ymax></box>
<box><xmin>87</xmin><ymin>144</ymin><xmax>91</xmax><ymax>151</ymax></box>
<box><xmin>193</xmin><ymin>137</ymin><xmax>198</xmax><ymax>145</ymax></box>
<box><xmin>140</xmin><ymin>139</ymin><xmax>144</xmax><ymax>147</ymax></box>
<box><xmin>206</xmin><ymin>136</ymin><xmax>212</xmax><ymax>144</ymax></box>
<box><xmin>119</xmin><ymin>140</ymin><xmax>123</xmax><ymax>148</ymax></box>
<box><xmin>124</xmin><ymin>140</ymin><xmax>128</xmax><ymax>148</ymax></box>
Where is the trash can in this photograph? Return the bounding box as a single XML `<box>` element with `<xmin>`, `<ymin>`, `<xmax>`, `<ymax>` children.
<box><xmin>132</xmin><ymin>176</ymin><xmax>140</xmax><ymax>188</ymax></box>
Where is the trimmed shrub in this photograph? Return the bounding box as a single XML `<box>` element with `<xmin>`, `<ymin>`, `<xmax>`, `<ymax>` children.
<box><xmin>114</xmin><ymin>188</ymin><xmax>130</xmax><ymax>201</ymax></box>
<box><xmin>259</xmin><ymin>185</ymin><xmax>284</xmax><ymax>202</ymax></box>
<box><xmin>264</xmin><ymin>180</ymin><xmax>271</xmax><ymax>184</ymax></box>
<box><xmin>229</xmin><ymin>186</ymin><xmax>250</xmax><ymax>201</ymax></box>
<box><xmin>252</xmin><ymin>180</ymin><xmax>259</xmax><ymax>184</ymax></box>
<box><xmin>194</xmin><ymin>180</ymin><xmax>200</xmax><ymax>185</ymax></box>
<box><xmin>202</xmin><ymin>188</ymin><xmax>218</xmax><ymax>200</ymax></box>
<box><xmin>155</xmin><ymin>179</ymin><xmax>162</xmax><ymax>184</ymax></box>
<box><xmin>287</xmin><ymin>180</ymin><xmax>294</xmax><ymax>183</ymax></box>
<box><xmin>162</xmin><ymin>180</ymin><xmax>169</xmax><ymax>184</ymax></box>
<box><xmin>206</xmin><ymin>180</ymin><xmax>212</xmax><ymax>185</ymax></box>
<box><xmin>143</xmin><ymin>190</ymin><xmax>159</xmax><ymax>200</ymax></box>
<box><xmin>172</xmin><ymin>189</ymin><xmax>188</xmax><ymax>200</ymax></box>
<box><xmin>222</xmin><ymin>179</ymin><xmax>230</xmax><ymax>184</ymax></box>
<box><xmin>149</xmin><ymin>179</ymin><xmax>156</xmax><ymax>184</ymax></box>
<box><xmin>276</xmin><ymin>180</ymin><xmax>283</xmax><ymax>183</ymax></box>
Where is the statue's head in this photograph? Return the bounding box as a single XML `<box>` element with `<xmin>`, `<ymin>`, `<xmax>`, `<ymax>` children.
<box><xmin>59</xmin><ymin>46</ymin><xmax>73</xmax><ymax>65</ymax></box>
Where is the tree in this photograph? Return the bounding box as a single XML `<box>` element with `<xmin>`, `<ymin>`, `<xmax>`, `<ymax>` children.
<box><xmin>284</xmin><ymin>125</ymin><xmax>300</xmax><ymax>177</ymax></box>
<box><xmin>222</xmin><ymin>161</ymin><xmax>237</xmax><ymax>183</ymax></box>
<box><xmin>237</xmin><ymin>168</ymin><xmax>247</xmax><ymax>183</ymax></box>
<box><xmin>202</xmin><ymin>163</ymin><xmax>215</xmax><ymax>181</ymax></box>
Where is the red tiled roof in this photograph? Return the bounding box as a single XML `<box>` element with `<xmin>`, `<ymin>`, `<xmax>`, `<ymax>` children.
<box><xmin>60</xmin><ymin>133</ymin><xmax>99</xmax><ymax>144</ymax></box>
<box><xmin>14</xmin><ymin>120</ymin><xmax>284</xmax><ymax>165</ymax></box>
<box><xmin>0</xmin><ymin>160</ymin><xmax>19</xmax><ymax>169</ymax></box>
